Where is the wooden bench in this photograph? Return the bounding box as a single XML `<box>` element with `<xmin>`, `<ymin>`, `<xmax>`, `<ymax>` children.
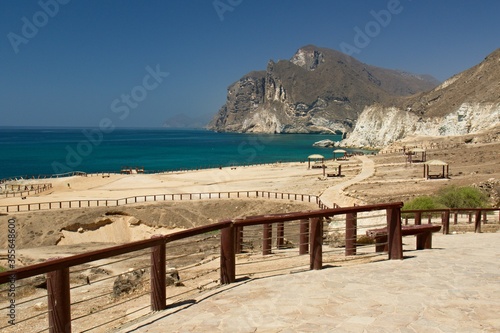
<box><xmin>366</xmin><ymin>224</ymin><xmax>442</xmax><ymax>252</ymax></box>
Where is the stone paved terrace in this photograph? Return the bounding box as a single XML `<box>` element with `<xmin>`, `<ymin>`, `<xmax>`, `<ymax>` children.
<box><xmin>119</xmin><ymin>232</ymin><xmax>500</xmax><ymax>332</ymax></box>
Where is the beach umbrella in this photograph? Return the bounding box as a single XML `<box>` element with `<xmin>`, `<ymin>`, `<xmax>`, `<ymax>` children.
<box><xmin>307</xmin><ymin>154</ymin><xmax>324</xmax><ymax>169</ymax></box>
<box><xmin>333</xmin><ymin>149</ymin><xmax>346</xmax><ymax>160</ymax></box>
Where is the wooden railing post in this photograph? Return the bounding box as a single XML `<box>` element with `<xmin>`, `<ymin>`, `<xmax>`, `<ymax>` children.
<box><xmin>386</xmin><ymin>207</ymin><xmax>403</xmax><ymax>260</ymax></box>
<box><xmin>47</xmin><ymin>259</ymin><xmax>71</xmax><ymax>333</ymax></box>
<box><xmin>263</xmin><ymin>223</ymin><xmax>272</xmax><ymax>255</ymax></box>
<box><xmin>309</xmin><ymin>217</ymin><xmax>323</xmax><ymax>270</ymax></box>
<box><xmin>414</xmin><ymin>211</ymin><xmax>422</xmax><ymax>225</ymax></box>
<box><xmin>150</xmin><ymin>235</ymin><xmax>166</xmax><ymax>311</ymax></box>
<box><xmin>276</xmin><ymin>222</ymin><xmax>284</xmax><ymax>249</ymax></box>
<box><xmin>442</xmin><ymin>210</ymin><xmax>450</xmax><ymax>235</ymax></box>
<box><xmin>345</xmin><ymin>212</ymin><xmax>357</xmax><ymax>256</ymax></box>
<box><xmin>474</xmin><ymin>210</ymin><xmax>482</xmax><ymax>233</ymax></box>
<box><xmin>299</xmin><ymin>219</ymin><xmax>309</xmax><ymax>255</ymax></box>
<box><xmin>234</xmin><ymin>226</ymin><xmax>243</xmax><ymax>254</ymax></box>
<box><xmin>221</xmin><ymin>224</ymin><xmax>235</xmax><ymax>284</ymax></box>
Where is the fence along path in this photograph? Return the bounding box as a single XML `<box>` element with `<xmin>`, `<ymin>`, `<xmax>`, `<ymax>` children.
<box><xmin>0</xmin><ymin>183</ymin><xmax>53</xmax><ymax>198</ymax></box>
<box><xmin>0</xmin><ymin>190</ymin><xmax>325</xmax><ymax>213</ymax></box>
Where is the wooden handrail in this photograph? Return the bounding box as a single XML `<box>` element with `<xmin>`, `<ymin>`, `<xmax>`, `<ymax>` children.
<box><xmin>0</xmin><ymin>202</ymin><xmax>406</xmax><ymax>333</ymax></box>
<box><xmin>0</xmin><ymin>190</ymin><xmax>323</xmax><ymax>213</ymax></box>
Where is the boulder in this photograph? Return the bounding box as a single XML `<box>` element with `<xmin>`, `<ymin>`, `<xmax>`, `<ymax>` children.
<box><xmin>313</xmin><ymin>139</ymin><xmax>335</xmax><ymax>147</ymax></box>
<box><xmin>166</xmin><ymin>267</ymin><xmax>183</xmax><ymax>287</ymax></box>
<box><xmin>112</xmin><ymin>269</ymin><xmax>145</xmax><ymax>297</ymax></box>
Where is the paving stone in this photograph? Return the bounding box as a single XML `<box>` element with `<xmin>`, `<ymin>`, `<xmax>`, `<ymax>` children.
<box><xmin>120</xmin><ymin>233</ymin><xmax>500</xmax><ymax>333</ymax></box>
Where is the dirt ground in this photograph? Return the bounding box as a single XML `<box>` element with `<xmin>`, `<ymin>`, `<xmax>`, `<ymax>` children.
<box><xmin>347</xmin><ymin>141</ymin><xmax>500</xmax><ymax>205</ymax></box>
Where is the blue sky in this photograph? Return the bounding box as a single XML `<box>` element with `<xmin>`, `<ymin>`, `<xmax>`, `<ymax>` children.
<box><xmin>1</xmin><ymin>0</ymin><xmax>499</xmax><ymax>128</ymax></box>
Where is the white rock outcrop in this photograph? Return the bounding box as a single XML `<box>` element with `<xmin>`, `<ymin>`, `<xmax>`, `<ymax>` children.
<box><xmin>340</xmin><ymin>102</ymin><xmax>500</xmax><ymax>148</ymax></box>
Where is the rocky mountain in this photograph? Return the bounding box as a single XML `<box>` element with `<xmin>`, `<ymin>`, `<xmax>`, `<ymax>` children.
<box><xmin>208</xmin><ymin>45</ymin><xmax>439</xmax><ymax>134</ymax></box>
<box><xmin>340</xmin><ymin>48</ymin><xmax>500</xmax><ymax>148</ymax></box>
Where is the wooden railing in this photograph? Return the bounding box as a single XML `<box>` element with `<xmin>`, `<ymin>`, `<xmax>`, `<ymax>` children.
<box><xmin>0</xmin><ymin>190</ymin><xmax>325</xmax><ymax>213</ymax></box>
<box><xmin>0</xmin><ymin>202</ymin><xmax>403</xmax><ymax>333</ymax></box>
<box><xmin>402</xmin><ymin>208</ymin><xmax>500</xmax><ymax>234</ymax></box>
<box><xmin>0</xmin><ymin>183</ymin><xmax>52</xmax><ymax>198</ymax></box>
<box><xmin>0</xmin><ymin>172</ymin><xmax>86</xmax><ymax>184</ymax></box>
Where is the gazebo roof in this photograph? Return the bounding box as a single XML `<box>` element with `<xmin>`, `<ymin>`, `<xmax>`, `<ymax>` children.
<box><xmin>308</xmin><ymin>154</ymin><xmax>324</xmax><ymax>159</ymax></box>
<box><xmin>333</xmin><ymin>149</ymin><xmax>346</xmax><ymax>153</ymax></box>
<box><xmin>411</xmin><ymin>148</ymin><xmax>426</xmax><ymax>153</ymax></box>
<box><xmin>424</xmin><ymin>159</ymin><xmax>448</xmax><ymax>166</ymax></box>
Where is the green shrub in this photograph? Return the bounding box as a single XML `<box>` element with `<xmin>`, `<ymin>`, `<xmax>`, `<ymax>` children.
<box><xmin>402</xmin><ymin>196</ymin><xmax>447</xmax><ymax>218</ymax></box>
<box><xmin>436</xmin><ymin>185</ymin><xmax>489</xmax><ymax>208</ymax></box>
<box><xmin>403</xmin><ymin>196</ymin><xmax>446</xmax><ymax>211</ymax></box>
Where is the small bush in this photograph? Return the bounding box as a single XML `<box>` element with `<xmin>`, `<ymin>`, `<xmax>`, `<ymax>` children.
<box><xmin>402</xmin><ymin>196</ymin><xmax>447</xmax><ymax>218</ymax></box>
<box><xmin>437</xmin><ymin>185</ymin><xmax>489</xmax><ymax>208</ymax></box>
<box><xmin>403</xmin><ymin>196</ymin><xmax>446</xmax><ymax>211</ymax></box>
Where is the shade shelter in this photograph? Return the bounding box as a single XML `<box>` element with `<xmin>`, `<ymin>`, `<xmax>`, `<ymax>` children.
<box><xmin>327</xmin><ymin>161</ymin><xmax>342</xmax><ymax>177</ymax></box>
<box><xmin>407</xmin><ymin>148</ymin><xmax>427</xmax><ymax>163</ymax></box>
<box><xmin>423</xmin><ymin>160</ymin><xmax>449</xmax><ymax>179</ymax></box>
<box><xmin>307</xmin><ymin>154</ymin><xmax>324</xmax><ymax>169</ymax></box>
<box><xmin>333</xmin><ymin>149</ymin><xmax>347</xmax><ymax>160</ymax></box>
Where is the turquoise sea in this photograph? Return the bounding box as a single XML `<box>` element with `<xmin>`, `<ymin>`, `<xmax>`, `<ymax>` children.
<box><xmin>0</xmin><ymin>127</ymin><xmax>368</xmax><ymax>179</ymax></box>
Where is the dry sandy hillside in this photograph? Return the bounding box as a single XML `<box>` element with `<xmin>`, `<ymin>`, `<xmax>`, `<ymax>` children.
<box><xmin>0</xmin><ymin>199</ymin><xmax>316</xmax><ymax>251</ymax></box>
<box><xmin>347</xmin><ymin>135</ymin><xmax>500</xmax><ymax>205</ymax></box>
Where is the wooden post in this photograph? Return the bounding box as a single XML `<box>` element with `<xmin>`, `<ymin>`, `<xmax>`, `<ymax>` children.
<box><xmin>454</xmin><ymin>211</ymin><xmax>458</xmax><ymax>224</ymax></box>
<box><xmin>150</xmin><ymin>236</ymin><xmax>166</xmax><ymax>311</ymax></box>
<box><xmin>474</xmin><ymin>210</ymin><xmax>482</xmax><ymax>233</ymax></box>
<box><xmin>345</xmin><ymin>213</ymin><xmax>357</xmax><ymax>256</ymax></box>
<box><xmin>386</xmin><ymin>207</ymin><xmax>403</xmax><ymax>260</ymax></box>
<box><xmin>221</xmin><ymin>225</ymin><xmax>235</xmax><ymax>284</ymax></box>
<box><xmin>309</xmin><ymin>217</ymin><xmax>323</xmax><ymax>270</ymax></box>
<box><xmin>234</xmin><ymin>226</ymin><xmax>243</xmax><ymax>254</ymax></box>
<box><xmin>415</xmin><ymin>211</ymin><xmax>422</xmax><ymax>225</ymax></box>
<box><xmin>47</xmin><ymin>260</ymin><xmax>71</xmax><ymax>333</ymax></box>
<box><xmin>276</xmin><ymin>222</ymin><xmax>284</xmax><ymax>249</ymax></box>
<box><xmin>263</xmin><ymin>224</ymin><xmax>272</xmax><ymax>255</ymax></box>
<box><xmin>299</xmin><ymin>219</ymin><xmax>309</xmax><ymax>255</ymax></box>
<box><xmin>482</xmin><ymin>211</ymin><xmax>487</xmax><ymax>224</ymax></box>
<box><xmin>442</xmin><ymin>210</ymin><xmax>450</xmax><ymax>235</ymax></box>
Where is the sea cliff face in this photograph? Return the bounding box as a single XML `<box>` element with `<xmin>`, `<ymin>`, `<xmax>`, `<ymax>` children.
<box><xmin>340</xmin><ymin>103</ymin><xmax>500</xmax><ymax>148</ymax></box>
<box><xmin>208</xmin><ymin>45</ymin><xmax>438</xmax><ymax>134</ymax></box>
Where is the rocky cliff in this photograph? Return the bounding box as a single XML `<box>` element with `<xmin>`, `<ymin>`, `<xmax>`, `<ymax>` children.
<box><xmin>340</xmin><ymin>48</ymin><xmax>500</xmax><ymax>148</ymax></box>
<box><xmin>208</xmin><ymin>45</ymin><xmax>439</xmax><ymax>134</ymax></box>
